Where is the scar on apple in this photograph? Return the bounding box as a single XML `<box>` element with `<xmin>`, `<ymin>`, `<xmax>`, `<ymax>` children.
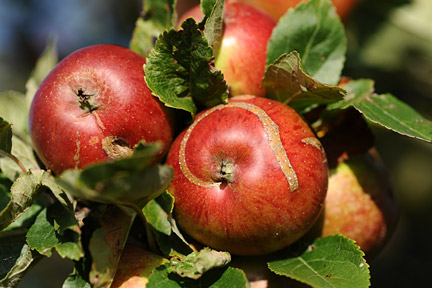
<box><xmin>73</xmin><ymin>130</ymin><xmax>81</xmax><ymax>169</ymax></box>
<box><xmin>301</xmin><ymin>137</ymin><xmax>327</xmax><ymax>162</ymax></box>
<box><xmin>179</xmin><ymin>101</ymin><xmax>299</xmax><ymax>191</ymax></box>
<box><xmin>102</xmin><ymin>136</ymin><xmax>133</xmax><ymax>160</ymax></box>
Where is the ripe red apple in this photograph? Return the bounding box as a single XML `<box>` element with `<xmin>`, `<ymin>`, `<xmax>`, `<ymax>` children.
<box><xmin>321</xmin><ymin>152</ymin><xmax>398</xmax><ymax>258</ymax></box>
<box><xmin>166</xmin><ymin>95</ymin><xmax>328</xmax><ymax>255</ymax></box>
<box><xmin>111</xmin><ymin>245</ymin><xmax>167</xmax><ymax>288</ymax></box>
<box><xmin>179</xmin><ymin>2</ymin><xmax>276</xmax><ymax>97</ymax></box>
<box><xmin>227</xmin><ymin>0</ymin><xmax>358</xmax><ymax>21</ymax></box>
<box><xmin>29</xmin><ymin>44</ymin><xmax>174</xmax><ymax>174</ymax></box>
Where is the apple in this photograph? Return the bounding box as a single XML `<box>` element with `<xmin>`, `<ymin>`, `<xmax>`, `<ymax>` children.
<box><xmin>111</xmin><ymin>245</ymin><xmax>167</xmax><ymax>288</ymax></box>
<box><xmin>178</xmin><ymin>2</ymin><xmax>276</xmax><ymax>97</ymax></box>
<box><xmin>227</xmin><ymin>0</ymin><xmax>358</xmax><ymax>21</ymax></box>
<box><xmin>29</xmin><ymin>44</ymin><xmax>174</xmax><ymax>175</ymax></box>
<box><xmin>166</xmin><ymin>95</ymin><xmax>328</xmax><ymax>255</ymax></box>
<box><xmin>321</xmin><ymin>151</ymin><xmax>398</xmax><ymax>258</ymax></box>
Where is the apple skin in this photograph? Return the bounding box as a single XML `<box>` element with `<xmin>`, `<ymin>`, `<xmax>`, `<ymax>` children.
<box><xmin>179</xmin><ymin>2</ymin><xmax>276</xmax><ymax>97</ymax></box>
<box><xmin>166</xmin><ymin>95</ymin><xmax>328</xmax><ymax>255</ymax></box>
<box><xmin>321</xmin><ymin>152</ymin><xmax>398</xmax><ymax>259</ymax></box>
<box><xmin>228</xmin><ymin>0</ymin><xmax>358</xmax><ymax>21</ymax></box>
<box><xmin>111</xmin><ymin>245</ymin><xmax>167</xmax><ymax>288</ymax></box>
<box><xmin>29</xmin><ymin>44</ymin><xmax>174</xmax><ymax>174</ymax></box>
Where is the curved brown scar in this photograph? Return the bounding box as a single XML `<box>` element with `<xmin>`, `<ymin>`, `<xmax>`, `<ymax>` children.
<box><xmin>179</xmin><ymin>102</ymin><xmax>299</xmax><ymax>192</ymax></box>
<box><xmin>301</xmin><ymin>137</ymin><xmax>327</xmax><ymax>163</ymax></box>
<box><xmin>74</xmin><ymin>130</ymin><xmax>81</xmax><ymax>169</ymax></box>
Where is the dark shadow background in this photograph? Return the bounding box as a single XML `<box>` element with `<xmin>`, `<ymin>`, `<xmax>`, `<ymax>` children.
<box><xmin>0</xmin><ymin>0</ymin><xmax>431</xmax><ymax>287</ymax></box>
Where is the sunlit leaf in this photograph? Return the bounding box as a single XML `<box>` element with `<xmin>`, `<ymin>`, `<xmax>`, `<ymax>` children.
<box><xmin>267</xmin><ymin>0</ymin><xmax>346</xmax><ymax>85</ymax></box>
<box><xmin>147</xmin><ymin>265</ymin><xmax>248</xmax><ymax>288</ymax></box>
<box><xmin>329</xmin><ymin>79</ymin><xmax>432</xmax><ymax>142</ymax></box>
<box><xmin>268</xmin><ymin>235</ymin><xmax>370</xmax><ymax>288</ymax></box>
<box><xmin>144</xmin><ymin>18</ymin><xmax>228</xmax><ymax>118</ymax></box>
<box><xmin>130</xmin><ymin>0</ymin><xmax>176</xmax><ymax>57</ymax></box>
<box><xmin>262</xmin><ymin>52</ymin><xmax>344</xmax><ymax>112</ymax></box>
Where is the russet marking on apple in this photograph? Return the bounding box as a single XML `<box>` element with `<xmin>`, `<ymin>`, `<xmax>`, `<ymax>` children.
<box><xmin>301</xmin><ymin>137</ymin><xmax>327</xmax><ymax>163</ymax></box>
<box><xmin>179</xmin><ymin>100</ymin><xmax>299</xmax><ymax>191</ymax></box>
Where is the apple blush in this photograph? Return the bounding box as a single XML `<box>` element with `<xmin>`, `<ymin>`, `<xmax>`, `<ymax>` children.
<box><xmin>166</xmin><ymin>95</ymin><xmax>328</xmax><ymax>255</ymax></box>
<box><xmin>29</xmin><ymin>44</ymin><xmax>174</xmax><ymax>174</ymax></box>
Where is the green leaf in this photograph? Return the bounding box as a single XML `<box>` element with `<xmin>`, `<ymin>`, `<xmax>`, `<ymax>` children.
<box><xmin>262</xmin><ymin>52</ymin><xmax>345</xmax><ymax>112</ymax></box>
<box><xmin>40</xmin><ymin>172</ymin><xmax>74</xmax><ymax>210</ymax></box>
<box><xmin>57</xmin><ymin>143</ymin><xmax>174</xmax><ymax>211</ymax></box>
<box><xmin>88</xmin><ymin>205</ymin><xmax>135</xmax><ymax>288</ymax></box>
<box><xmin>268</xmin><ymin>235</ymin><xmax>370</xmax><ymax>288</ymax></box>
<box><xmin>143</xmin><ymin>0</ymin><xmax>177</xmax><ymax>28</ymax></box>
<box><xmin>3</xmin><ymin>200</ymin><xmax>45</xmax><ymax>232</ymax></box>
<box><xmin>203</xmin><ymin>0</ymin><xmax>224</xmax><ymax>54</ymax></box>
<box><xmin>25</xmin><ymin>38</ymin><xmax>58</xmax><ymax>108</ymax></box>
<box><xmin>143</xmin><ymin>190</ymin><xmax>175</xmax><ymax>236</ymax></box>
<box><xmin>26</xmin><ymin>202</ymin><xmax>84</xmax><ymax>261</ymax></box>
<box><xmin>0</xmin><ymin>135</ymin><xmax>40</xmax><ymax>181</ymax></box>
<box><xmin>167</xmin><ymin>247</ymin><xmax>231</xmax><ymax>280</ymax></box>
<box><xmin>154</xmin><ymin>216</ymin><xmax>194</xmax><ymax>257</ymax></box>
<box><xmin>147</xmin><ymin>265</ymin><xmax>248</xmax><ymax>288</ymax></box>
<box><xmin>25</xmin><ymin>208</ymin><xmax>58</xmax><ymax>257</ymax></box>
<box><xmin>329</xmin><ymin>79</ymin><xmax>432</xmax><ymax>142</ymax></box>
<box><xmin>0</xmin><ymin>119</ymin><xmax>12</xmax><ymax>154</ymax></box>
<box><xmin>267</xmin><ymin>0</ymin><xmax>346</xmax><ymax>85</ymax></box>
<box><xmin>0</xmin><ymin>170</ymin><xmax>46</xmax><ymax>231</ymax></box>
<box><xmin>63</xmin><ymin>271</ymin><xmax>92</xmax><ymax>288</ymax></box>
<box><xmin>0</xmin><ymin>231</ymin><xmax>42</xmax><ymax>288</ymax></box>
<box><xmin>201</xmin><ymin>0</ymin><xmax>217</xmax><ymax>17</ymax></box>
<box><xmin>129</xmin><ymin>0</ymin><xmax>177</xmax><ymax>57</ymax></box>
<box><xmin>143</xmin><ymin>191</ymin><xmax>193</xmax><ymax>257</ymax></box>
<box><xmin>0</xmin><ymin>91</ymin><xmax>29</xmax><ymax>140</ymax></box>
<box><xmin>144</xmin><ymin>18</ymin><xmax>228</xmax><ymax>118</ymax></box>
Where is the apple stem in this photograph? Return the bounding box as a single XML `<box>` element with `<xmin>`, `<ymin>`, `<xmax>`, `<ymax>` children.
<box><xmin>0</xmin><ymin>149</ymin><xmax>28</xmax><ymax>174</ymax></box>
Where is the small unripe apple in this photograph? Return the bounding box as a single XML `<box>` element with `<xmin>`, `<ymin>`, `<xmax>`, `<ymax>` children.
<box><xmin>321</xmin><ymin>152</ymin><xmax>398</xmax><ymax>258</ymax></box>
<box><xmin>111</xmin><ymin>245</ymin><xmax>167</xmax><ymax>288</ymax></box>
<box><xmin>228</xmin><ymin>0</ymin><xmax>358</xmax><ymax>21</ymax></box>
<box><xmin>29</xmin><ymin>44</ymin><xmax>174</xmax><ymax>174</ymax></box>
<box><xmin>166</xmin><ymin>95</ymin><xmax>328</xmax><ymax>255</ymax></box>
<box><xmin>179</xmin><ymin>2</ymin><xmax>276</xmax><ymax>97</ymax></box>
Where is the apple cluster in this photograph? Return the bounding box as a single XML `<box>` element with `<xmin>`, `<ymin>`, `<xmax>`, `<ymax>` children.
<box><xmin>29</xmin><ymin>1</ymin><xmax>395</xmax><ymax>286</ymax></box>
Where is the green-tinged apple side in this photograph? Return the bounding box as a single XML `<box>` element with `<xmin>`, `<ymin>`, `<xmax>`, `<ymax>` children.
<box><xmin>178</xmin><ymin>2</ymin><xmax>276</xmax><ymax>97</ymax></box>
<box><xmin>166</xmin><ymin>95</ymin><xmax>328</xmax><ymax>255</ymax></box>
<box><xmin>29</xmin><ymin>44</ymin><xmax>174</xmax><ymax>175</ymax></box>
<box><xmin>321</xmin><ymin>151</ymin><xmax>399</xmax><ymax>259</ymax></box>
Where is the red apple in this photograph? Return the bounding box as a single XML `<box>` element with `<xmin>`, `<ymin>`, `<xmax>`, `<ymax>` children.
<box><xmin>166</xmin><ymin>95</ymin><xmax>328</xmax><ymax>255</ymax></box>
<box><xmin>227</xmin><ymin>0</ymin><xmax>358</xmax><ymax>21</ymax></box>
<box><xmin>111</xmin><ymin>245</ymin><xmax>167</xmax><ymax>288</ymax></box>
<box><xmin>179</xmin><ymin>2</ymin><xmax>276</xmax><ymax>97</ymax></box>
<box><xmin>29</xmin><ymin>44</ymin><xmax>174</xmax><ymax>174</ymax></box>
<box><xmin>321</xmin><ymin>151</ymin><xmax>398</xmax><ymax>258</ymax></box>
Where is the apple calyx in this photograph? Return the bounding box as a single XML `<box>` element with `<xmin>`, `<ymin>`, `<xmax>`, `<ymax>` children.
<box><xmin>214</xmin><ymin>159</ymin><xmax>235</xmax><ymax>186</ymax></box>
<box><xmin>102</xmin><ymin>136</ymin><xmax>133</xmax><ymax>160</ymax></box>
<box><xmin>76</xmin><ymin>87</ymin><xmax>99</xmax><ymax>112</ymax></box>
